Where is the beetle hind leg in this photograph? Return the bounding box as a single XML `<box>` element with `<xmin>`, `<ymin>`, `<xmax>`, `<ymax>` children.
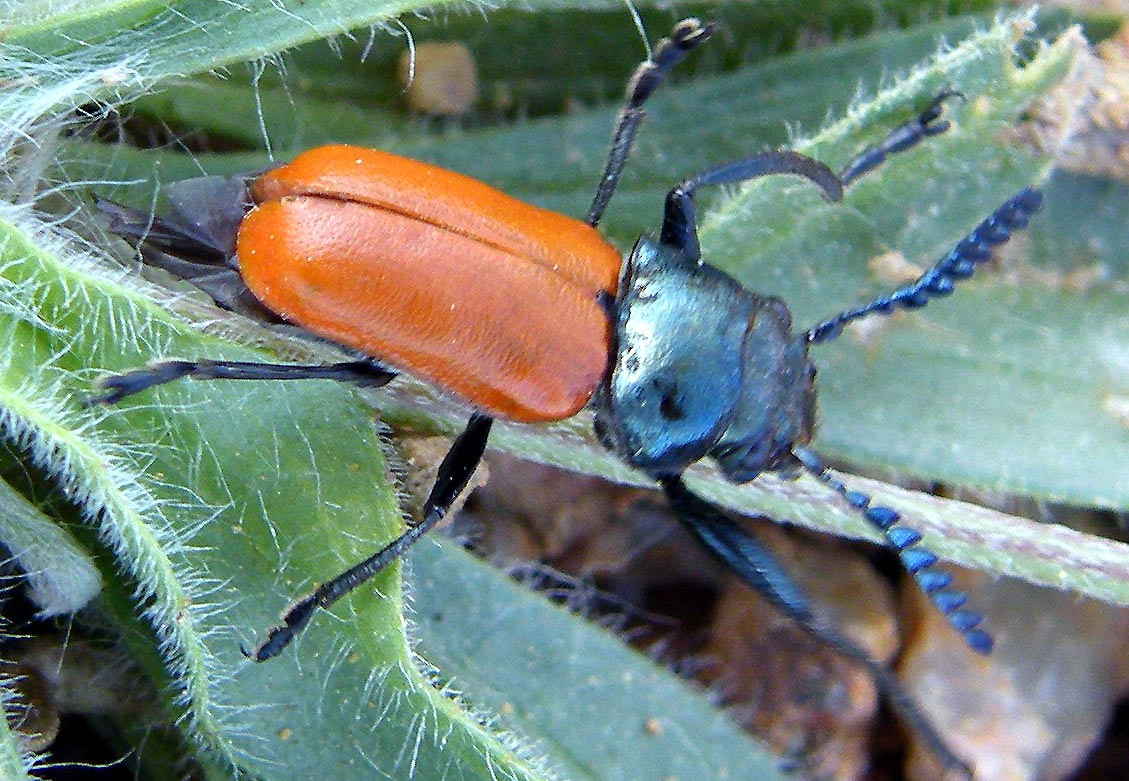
<box><xmin>659</xmin><ymin>475</ymin><xmax>973</xmax><ymax>779</ymax></box>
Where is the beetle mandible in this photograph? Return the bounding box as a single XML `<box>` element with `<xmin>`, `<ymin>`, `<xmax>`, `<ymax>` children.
<box><xmin>94</xmin><ymin>18</ymin><xmax>1042</xmax><ymax>777</ymax></box>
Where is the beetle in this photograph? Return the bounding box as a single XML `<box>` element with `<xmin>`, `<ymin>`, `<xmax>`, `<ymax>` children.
<box><xmin>93</xmin><ymin>18</ymin><xmax>1043</xmax><ymax>777</ymax></box>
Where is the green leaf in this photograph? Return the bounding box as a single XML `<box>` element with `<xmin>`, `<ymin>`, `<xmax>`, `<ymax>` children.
<box><xmin>0</xmin><ymin>679</ymin><xmax>34</xmax><ymax>781</ymax></box>
<box><xmin>0</xmin><ymin>205</ymin><xmax>554</xmax><ymax>778</ymax></box>
<box><xmin>3</xmin><ymin>4</ymin><xmax>811</xmax><ymax>779</ymax></box>
<box><xmin>2</xmin><ymin>181</ymin><xmax>782</xmax><ymax>777</ymax></box>
<box><xmin>346</xmin><ymin>17</ymin><xmax>1129</xmax><ymax>603</ymax></box>
<box><xmin>0</xmin><ymin>475</ymin><xmax>101</xmax><ymax>617</ymax></box>
<box><xmin>3</xmin><ymin>3</ymin><xmax>1127</xmax><ymax>781</ymax></box>
<box><xmin>410</xmin><ymin>542</ymin><xmax>783</xmax><ymax>781</ymax></box>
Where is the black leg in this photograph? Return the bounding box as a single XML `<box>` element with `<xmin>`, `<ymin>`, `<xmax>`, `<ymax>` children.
<box><xmin>805</xmin><ymin>187</ymin><xmax>1043</xmax><ymax>344</ymax></box>
<box><xmin>837</xmin><ymin>89</ymin><xmax>962</xmax><ymax>187</ymax></box>
<box><xmin>660</xmin><ymin>475</ymin><xmax>973</xmax><ymax>780</ymax></box>
<box><xmin>247</xmin><ymin>413</ymin><xmax>493</xmax><ymax>661</ymax></box>
<box><xmin>585</xmin><ymin>18</ymin><xmax>715</xmax><ymax>227</ymax></box>
<box><xmin>660</xmin><ymin>151</ymin><xmax>844</xmax><ymax>261</ymax></box>
<box><xmin>89</xmin><ymin>358</ymin><xmax>398</xmax><ymax>405</ymax></box>
<box><xmin>658</xmin><ymin>89</ymin><xmax>964</xmax><ymax>262</ymax></box>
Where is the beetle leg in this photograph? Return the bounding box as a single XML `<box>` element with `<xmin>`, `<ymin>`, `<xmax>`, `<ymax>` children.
<box><xmin>658</xmin><ymin>89</ymin><xmax>967</xmax><ymax>261</ymax></box>
<box><xmin>659</xmin><ymin>475</ymin><xmax>974</xmax><ymax>780</ymax></box>
<box><xmin>660</xmin><ymin>151</ymin><xmax>844</xmax><ymax>261</ymax></box>
<box><xmin>89</xmin><ymin>358</ymin><xmax>397</xmax><ymax>405</ymax></box>
<box><xmin>837</xmin><ymin>88</ymin><xmax>963</xmax><ymax>187</ymax></box>
<box><xmin>805</xmin><ymin>187</ymin><xmax>1043</xmax><ymax>344</ymax></box>
<box><xmin>248</xmin><ymin>414</ymin><xmax>493</xmax><ymax>661</ymax></box>
<box><xmin>792</xmin><ymin>447</ymin><xmax>992</xmax><ymax>655</ymax></box>
<box><xmin>586</xmin><ymin>18</ymin><xmax>716</xmax><ymax>227</ymax></box>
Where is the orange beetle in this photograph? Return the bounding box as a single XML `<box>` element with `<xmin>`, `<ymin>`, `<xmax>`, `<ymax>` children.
<box><xmin>95</xmin><ymin>19</ymin><xmax>1042</xmax><ymax>777</ymax></box>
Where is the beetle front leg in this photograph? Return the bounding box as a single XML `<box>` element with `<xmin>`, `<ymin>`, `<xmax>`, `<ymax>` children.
<box><xmin>659</xmin><ymin>151</ymin><xmax>844</xmax><ymax>261</ymax></box>
<box><xmin>837</xmin><ymin>88</ymin><xmax>962</xmax><ymax>186</ymax></box>
<box><xmin>586</xmin><ymin>18</ymin><xmax>716</xmax><ymax>227</ymax></box>
<box><xmin>659</xmin><ymin>475</ymin><xmax>974</xmax><ymax>780</ymax></box>
<box><xmin>248</xmin><ymin>413</ymin><xmax>493</xmax><ymax>661</ymax></box>
<box><xmin>657</xmin><ymin>90</ymin><xmax>965</xmax><ymax>261</ymax></box>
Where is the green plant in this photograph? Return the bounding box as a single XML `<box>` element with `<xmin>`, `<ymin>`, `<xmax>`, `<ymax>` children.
<box><xmin>1</xmin><ymin>2</ymin><xmax>1126</xmax><ymax>779</ymax></box>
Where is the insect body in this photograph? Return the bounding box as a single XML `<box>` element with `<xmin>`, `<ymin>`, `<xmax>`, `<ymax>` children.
<box><xmin>95</xmin><ymin>19</ymin><xmax>1042</xmax><ymax>777</ymax></box>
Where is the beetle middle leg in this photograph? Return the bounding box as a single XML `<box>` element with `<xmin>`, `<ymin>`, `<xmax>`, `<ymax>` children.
<box><xmin>248</xmin><ymin>413</ymin><xmax>494</xmax><ymax>661</ymax></box>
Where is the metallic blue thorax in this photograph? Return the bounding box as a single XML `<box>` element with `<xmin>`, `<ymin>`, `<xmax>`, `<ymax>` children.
<box><xmin>594</xmin><ymin>237</ymin><xmax>816</xmax><ymax>483</ymax></box>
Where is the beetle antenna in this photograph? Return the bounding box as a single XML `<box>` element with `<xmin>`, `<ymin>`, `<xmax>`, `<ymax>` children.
<box><xmin>586</xmin><ymin>18</ymin><xmax>716</xmax><ymax>227</ymax></box>
<box><xmin>805</xmin><ymin>187</ymin><xmax>1043</xmax><ymax>344</ymax></box>
<box><xmin>791</xmin><ymin>448</ymin><xmax>991</xmax><ymax>656</ymax></box>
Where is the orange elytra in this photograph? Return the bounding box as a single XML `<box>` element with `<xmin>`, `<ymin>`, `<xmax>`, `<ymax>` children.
<box><xmin>237</xmin><ymin>144</ymin><xmax>621</xmax><ymax>423</ymax></box>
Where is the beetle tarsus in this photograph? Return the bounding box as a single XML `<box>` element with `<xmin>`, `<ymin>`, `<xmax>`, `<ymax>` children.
<box><xmin>626</xmin><ymin>18</ymin><xmax>716</xmax><ymax>108</ymax></box>
<box><xmin>87</xmin><ymin>361</ymin><xmax>199</xmax><ymax>405</ymax></box>
<box><xmin>586</xmin><ymin>18</ymin><xmax>716</xmax><ymax>227</ymax></box>
<box><xmin>838</xmin><ymin>87</ymin><xmax>965</xmax><ymax>186</ymax></box>
<box><xmin>245</xmin><ymin>594</ymin><xmax>318</xmax><ymax>661</ymax></box>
